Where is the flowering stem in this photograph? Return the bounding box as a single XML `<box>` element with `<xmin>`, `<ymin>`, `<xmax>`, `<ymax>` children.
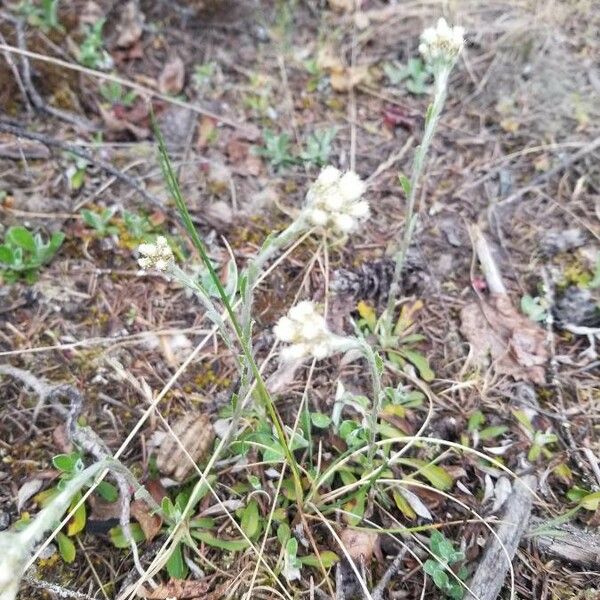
<box><xmin>382</xmin><ymin>64</ymin><xmax>451</xmax><ymax>338</ymax></box>
<box><xmin>240</xmin><ymin>217</ymin><xmax>308</xmax><ymax>338</ymax></box>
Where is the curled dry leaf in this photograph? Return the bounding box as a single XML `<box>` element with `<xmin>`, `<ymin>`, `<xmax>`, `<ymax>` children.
<box><xmin>339</xmin><ymin>528</ymin><xmax>381</xmax><ymax>563</ymax></box>
<box><xmin>130</xmin><ymin>499</ymin><xmax>162</xmax><ymax>541</ymax></box>
<box><xmin>460</xmin><ymin>293</ymin><xmax>548</xmax><ymax>384</ymax></box>
<box><xmin>156</xmin><ymin>412</ymin><xmax>215</xmax><ymax>482</ymax></box>
<box><xmin>139</xmin><ymin>578</ymin><xmax>210</xmax><ymax>599</ymax></box>
<box><xmin>158</xmin><ymin>56</ymin><xmax>186</xmax><ymax>95</ymax></box>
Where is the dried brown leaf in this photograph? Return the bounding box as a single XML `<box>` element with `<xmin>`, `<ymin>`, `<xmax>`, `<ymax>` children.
<box><xmin>460</xmin><ymin>294</ymin><xmax>547</xmax><ymax>384</ymax></box>
<box><xmin>130</xmin><ymin>499</ymin><xmax>162</xmax><ymax>541</ymax></box>
<box><xmin>339</xmin><ymin>528</ymin><xmax>380</xmax><ymax>562</ymax></box>
<box><xmin>158</xmin><ymin>56</ymin><xmax>185</xmax><ymax>95</ymax></box>
<box><xmin>156</xmin><ymin>413</ymin><xmax>215</xmax><ymax>482</ymax></box>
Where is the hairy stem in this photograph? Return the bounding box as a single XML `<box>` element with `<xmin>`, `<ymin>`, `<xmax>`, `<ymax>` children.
<box><xmin>383</xmin><ymin>65</ymin><xmax>451</xmax><ymax>337</ymax></box>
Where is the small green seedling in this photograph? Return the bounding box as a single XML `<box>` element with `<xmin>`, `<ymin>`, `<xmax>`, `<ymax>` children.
<box><xmin>78</xmin><ymin>19</ymin><xmax>112</xmax><ymax>69</ymax></box>
<box><xmin>384</xmin><ymin>58</ymin><xmax>431</xmax><ymax>95</ymax></box>
<box><xmin>66</xmin><ymin>153</ymin><xmax>88</xmax><ymax>191</ymax></box>
<box><xmin>0</xmin><ymin>225</ymin><xmax>65</xmax><ymax>283</ymax></box>
<box><xmin>99</xmin><ymin>81</ymin><xmax>137</xmax><ymax>107</ymax></box>
<box><xmin>513</xmin><ymin>409</ymin><xmax>557</xmax><ymax>462</ymax></box>
<box><xmin>300</xmin><ymin>128</ymin><xmax>337</xmax><ymax>167</ymax></box>
<box><xmin>19</xmin><ymin>0</ymin><xmax>62</xmax><ymax>32</ymax></box>
<box><xmin>81</xmin><ymin>207</ymin><xmax>118</xmax><ymax>237</ymax></box>
<box><xmin>254</xmin><ymin>130</ymin><xmax>295</xmax><ymax>170</ymax></box>
<box><xmin>192</xmin><ymin>62</ymin><xmax>216</xmax><ymax>90</ymax></box>
<box><xmin>423</xmin><ymin>531</ymin><xmax>467</xmax><ymax>599</ymax></box>
<box><xmin>520</xmin><ymin>294</ymin><xmax>547</xmax><ymax>322</ymax></box>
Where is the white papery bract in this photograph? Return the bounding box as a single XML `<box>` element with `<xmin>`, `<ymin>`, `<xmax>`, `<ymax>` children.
<box><xmin>419</xmin><ymin>18</ymin><xmax>465</xmax><ymax>65</ymax></box>
<box><xmin>274</xmin><ymin>300</ymin><xmax>341</xmax><ymax>361</ymax></box>
<box><xmin>138</xmin><ymin>236</ymin><xmax>175</xmax><ymax>272</ymax></box>
<box><xmin>305</xmin><ymin>166</ymin><xmax>369</xmax><ymax>234</ymax></box>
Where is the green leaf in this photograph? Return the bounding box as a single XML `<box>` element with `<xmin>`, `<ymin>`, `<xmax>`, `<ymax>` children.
<box><xmin>6</xmin><ymin>226</ymin><xmax>36</xmax><ymax>252</ymax></box>
<box><xmin>399</xmin><ymin>349</ymin><xmax>434</xmax><ymax>382</ymax></box>
<box><xmin>277</xmin><ymin>522</ymin><xmax>291</xmax><ymax>546</ymax></box>
<box><xmin>521</xmin><ymin>294</ymin><xmax>546</xmax><ymax>322</ymax></box>
<box><xmin>47</xmin><ymin>231</ymin><xmax>65</xmax><ymax>254</ymax></box>
<box><xmin>240</xmin><ymin>498</ymin><xmax>260</xmax><ymax>538</ymax></box>
<box><xmin>310</xmin><ymin>412</ymin><xmax>331</xmax><ymax>429</ymax></box>
<box><xmin>67</xmin><ymin>493</ymin><xmax>86</xmax><ymax>536</ymax></box>
<box><xmin>166</xmin><ymin>542</ymin><xmax>188</xmax><ymax>579</ymax></box>
<box><xmin>0</xmin><ymin>245</ymin><xmax>14</xmax><ymax>265</ymax></box>
<box><xmin>191</xmin><ymin>530</ymin><xmax>249</xmax><ymax>551</ymax></box>
<box><xmin>299</xmin><ymin>551</ymin><xmax>339</xmax><ymax>568</ymax></box>
<box><xmin>467</xmin><ymin>410</ymin><xmax>485</xmax><ymax>431</ymax></box>
<box><xmin>580</xmin><ymin>491</ymin><xmax>600</xmax><ymax>511</ymax></box>
<box><xmin>57</xmin><ymin>532</ymin><xmax>76</xmax><ymax>563</ymax></box>
<box><xmin>398</xmin><ymin>174</ymin><xmax>411</xmax><ymax>196</ymax></box>
<box><xmin>109</xmin><ymin>523</ymin><xmax>145</xmax><ymax>548</ymax></box>
<box><xmin>478</xmin><ymin>425</ymin><xmax>508</xmax><ymax>441</ymax></box>
<box><xmin>52</xmin><ymin>453</ymin><xmax>82</xmax><ymax>473</ymax></box>
<box><xmin>96</xmin><ymin>481</ymin><xmax>119</xmax><ymax>502</ymax></box>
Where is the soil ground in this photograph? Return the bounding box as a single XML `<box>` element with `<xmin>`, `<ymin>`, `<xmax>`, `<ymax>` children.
<box><xmin>0</xmin><ymin>1</ymin><xmax>599</xmax><ymax>599</ymax></box>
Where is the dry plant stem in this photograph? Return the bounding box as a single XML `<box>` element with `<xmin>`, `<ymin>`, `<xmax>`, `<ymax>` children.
<box><xmin>240</xmin><ymin>218</ymin><xmax>308</xmax><ymax>337</ymax></box>
<box><xmin>23</xmin><ymin>574</ymin><xmax>97</xmax><ymax>600</ymax></box>
<box><xmin>371</xmin><ymin>547</ymin><xmax>408</xmax><ymax>600</ymax></box>
<box><xmin>0</xmin><ymin>121</ymin><xmax>162</xmax><ymax>207</ymax></box>
<box><xmin>465</xmin><ymin>473</ymin><xmax>537</xmax><ymax>600</ymax></box>
<box><xmin>383</xmin><ymin>66</ymin><xmax>450</xmax><ymax>336</ymax></box>
<box><xmin>470</xmin><ymin>224</ymin><xmax>507</xmax><ymax>294</ymax></box>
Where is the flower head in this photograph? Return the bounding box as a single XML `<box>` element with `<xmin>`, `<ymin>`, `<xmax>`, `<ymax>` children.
<box><xmin>274</xmin><ymin>301</ymin><xmax>343</xmax><ymax>361</ymax></box>
<box><xmin>419</xmin><ymin>18</ymin><xmax>464</xmax><ymax>65</ymax></box>
<box><xmin>138</xmin><ymin>236</ymin><xmax>175</xmax><ymax>272</ymax></box>
<box><xmin>305</xmin><ymin>166</ymin><xmax>369</xmax><ymax>234</ymax></box>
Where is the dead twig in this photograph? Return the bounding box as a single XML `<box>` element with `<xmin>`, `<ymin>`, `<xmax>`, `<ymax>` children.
<box><xmin>528</xmin><ymin>516</ymin><xmax>600</xmax><ymax>569</ymax></box>
<box><xmin>372</xmin><ymin>547</ymin><xmax>408</xmax><ymax>600</ymax></box>
<box><xmin>0</xmin><ymin>120</ymin><xmax>163</xmax><ymax>208</ymax></box>
<box><xmin>465</xmin><ymin>473</ymin><xmax>537</xmax><ymax>600</ymax></box>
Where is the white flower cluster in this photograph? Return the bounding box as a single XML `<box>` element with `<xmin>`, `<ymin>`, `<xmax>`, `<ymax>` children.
<box><xmin>137</xmin><ymin>236</ymin><xmax>175</xmax><ymax>272</ymax></box>
<box><xmin>305</xmin><ymin>166</ymin><xmax>369</xmax><ymax>234</ymax></box>
<box><xmin>274</xmin><ymin>300</ymin><xmax>339</xmax><ymax>361</ymax></box>
<box><xmin>419</xmin><ymin>18</ymin><xmax>465</xmax><ymax>64</ymax></box>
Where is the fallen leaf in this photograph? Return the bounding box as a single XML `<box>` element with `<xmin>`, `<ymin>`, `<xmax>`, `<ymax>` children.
<box><xmin>330</xmin><ymin>65</ymin><xmax>370</xmax><ymax>92</ymax></box>
<box><xmin>158</xmin><ymin>56</ymin><xmax>185</xmax><ymax>95</ymax></box>
<box><xmin>17</xmin><ymin>479</ymin><xmax>43</xmax><ymax>512</ymax></box>
<box><xmin>317</xmin><ymin>47</ymin><xmax>370</xmax><ymax>92</ymax></box>
<box><xmin>156</xmin><ymin>413</ymin><xmax>215</xmax><ymax>482</ymax></box>
<box><xmin>130</xmin><ymin>499</ymin><xmax>162</xmax><ymax>541</ymax></box>
<box><xmin>338</xmin><ymin>528</ymin><xmax>381</xmax><ymax>562</ymax></box>
<box><xmin>197</xmin><ymin>115</ymin><xmax>217</xmax><ymax>148</ymax></box>
<box><xmin>139</xmin><ymin>578</ymin><xmax>210</xmax><ymax>599</ymax></box>
<box><xmin>98</xmin><ymin>102</ymin><xmax>150</xmax><ymax>139</ymax></box>
<box><xmin>116</xmin><ymin>0</ymin><xmax>145</xmax><ymax>48</ymax></box>
<box><xmin>460</xmin><ymin>293</ymin><xmax>548</xmax><ymax>384</ymax></box>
